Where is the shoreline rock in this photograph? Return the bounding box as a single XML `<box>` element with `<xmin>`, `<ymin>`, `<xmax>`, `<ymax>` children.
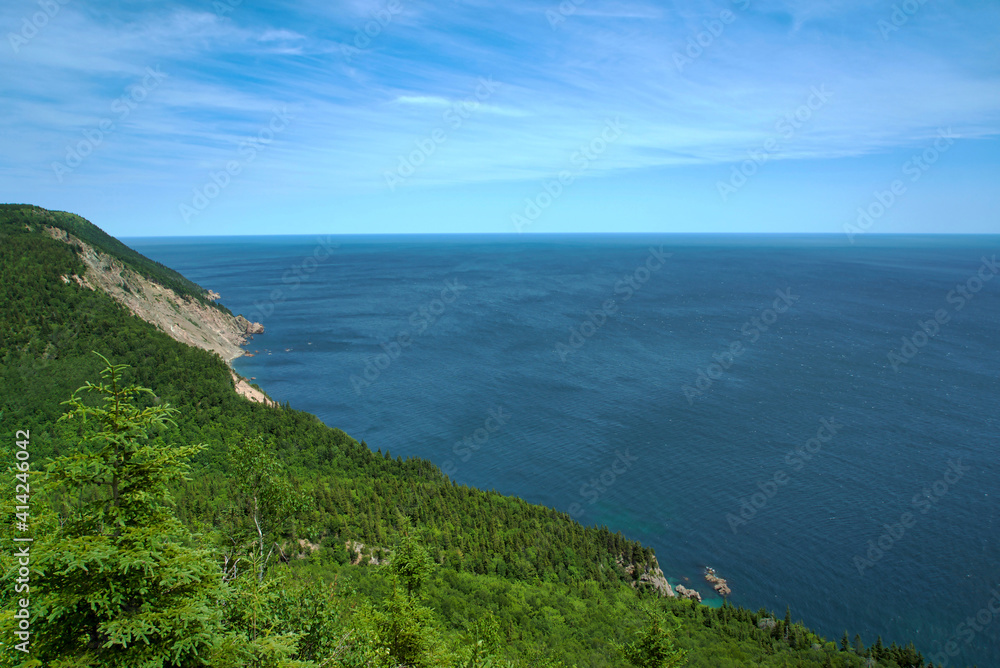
<box><xmin>674</xmin><ymin>584</ymin><xmax>702</xmax><ymax>602</ymax></box>
<box><xmin>235</xmin><ymin>314</ymin><xmax>265</xmax><ymax>337</ymax></box>
<box><xmin>229</xmin><ymin>371</ymin><xmax>278</xmax><ymax>408</ymax></box>
<box><xmin>705</xmin><ymin>567</ymin><xmax>731</xmax><ymax>596</ymax></box>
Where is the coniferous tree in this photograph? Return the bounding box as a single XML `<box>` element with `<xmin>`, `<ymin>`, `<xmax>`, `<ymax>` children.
<box><xmin>872</xmin><ymin>635</ymin><xmax>884</xmax><ymax>660</ymax></box>
<box><xmin>26</xmin><ymin>355</ymin><xmax>226</xmax><ymax>667</ymax></box>
<box><xmin>619</xmin><ymin>611</ymin><xmax>688</xmax><ymax>668</ymax></box>
<box><xmin>360</xmin><ymin>524</ymin><xmax>449</xmax><ymax>667</ymax></box>
<box><xmin>388</xmin><ymin>520</ymin><xmax>435</xmax><ymax>598</ymax></box>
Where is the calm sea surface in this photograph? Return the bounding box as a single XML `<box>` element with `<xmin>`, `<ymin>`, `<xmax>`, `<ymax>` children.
<box><xmin>127</xmin><ymin>234</ymin><xmax>1000</xmax><ymax>667</ymax></box>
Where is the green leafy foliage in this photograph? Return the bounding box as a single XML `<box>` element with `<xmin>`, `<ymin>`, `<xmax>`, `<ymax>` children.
<box><xmin>223</xmin><ymin>435</ymin><xmax>310</xmax><ymax>582</ymax></box>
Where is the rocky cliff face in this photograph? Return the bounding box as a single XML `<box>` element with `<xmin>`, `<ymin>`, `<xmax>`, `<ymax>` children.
<box><xmin>235</xmin><ymin>315</ymin><xmax>265</xmax><ymax>336</ymax></box>
<box><xmin>617</xmin><ymin>555</ymin><xmax>675</xmax><ymax>598</ymax></box>
<box><xmin>637</xmin><ymin>566</ymin><xmax>675</xmax><ymax>597</ymax></box>
<box><xmin>46</xmin><ymin>226</ymin><xmax>272</xmax><ymax>405</ymax></box>
<box><xmin>230</xmin><ymin>371</ymin><xmax>277</xmax><ymax>408</ymax></box>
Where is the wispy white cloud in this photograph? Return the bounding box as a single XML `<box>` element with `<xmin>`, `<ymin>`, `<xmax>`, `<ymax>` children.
<box><xmin>394</xmin><ymin>95</ymin><xmax>452</xmax><ymax>106</ymax></box>
<box><xmin>0</xmin><ymin>0</ymin><xmax>997</xmax><ymax>233</ymax></box>
<box><xmin>258</xmin><ymin>28</ymin><xmax>307</xmax><ymax>42</ymax></box>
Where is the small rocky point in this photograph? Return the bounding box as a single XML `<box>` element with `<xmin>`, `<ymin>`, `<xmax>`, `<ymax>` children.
<box><xmin>674</xmin><ymin>585</ymin><xmax>702</xmax><ymax>602</ymax></box>
<box><xmin>236</xmin><ymin>315</ymin><xmax>265</xmax><ymax>336</ymax></box>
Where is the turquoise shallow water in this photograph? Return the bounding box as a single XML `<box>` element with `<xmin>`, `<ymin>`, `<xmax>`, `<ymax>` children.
<box><xmin>127</xmin><ymin>234</ymin><xmax>1000</xmax><ymax>667</ymax></box>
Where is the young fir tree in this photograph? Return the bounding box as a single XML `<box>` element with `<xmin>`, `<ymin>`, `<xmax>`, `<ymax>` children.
<box><xmin>28</xmin><ymin>355</ymin><xmax>226</xmax><ymax>667</ymax></box>
<box><xmin>387</xmin><ymin>521</ymin><xmax>435</xmax><ymax>598</ymax></box>
<box><xmin>352</xmin><ymin>520</ymin><xmax>451</xmax><ymax>668</ymax></box>
<box><xmin>619</xmin><ymin>611</ymin><xmax>688</xmax><ymax>668</ymax></box>
<box><xmin>872</xmin><ymin>635</ymin><xmax>884</xmax><ymax>660</ymax></box>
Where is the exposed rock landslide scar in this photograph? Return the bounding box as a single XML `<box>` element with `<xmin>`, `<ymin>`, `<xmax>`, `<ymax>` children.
<box><xmin>46</xmin><ymin>225</ymin><xmax>273</xmax><ymax>406</ymax></box>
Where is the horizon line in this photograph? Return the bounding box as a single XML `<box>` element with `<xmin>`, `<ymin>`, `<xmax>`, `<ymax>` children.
<box><xmin>120</xmin><ymin>231</ymin><xmax>1000</xmax><ymax>237</ymax></box>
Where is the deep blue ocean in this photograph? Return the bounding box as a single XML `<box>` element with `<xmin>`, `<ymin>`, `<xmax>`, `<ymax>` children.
<box><xmin>126</xmin><ymin>234</ymin><xmax>1000</xmax><ymax>667</ymax></box>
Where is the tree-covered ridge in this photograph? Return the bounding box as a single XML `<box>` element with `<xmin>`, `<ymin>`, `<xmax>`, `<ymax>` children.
<box><xmin>0</xmin><ymin>206</ymin><xmax>952</xmax><ymax>667</ymax></box>
<box><xmin>0</xmin><ymin>207</ymin><xmax>661</xmax><ymax>598</ymax></box>
<box><xmin>0</xmin><ymin>204</ymin><xmax>225</xmax><ymax>310</ymax></box>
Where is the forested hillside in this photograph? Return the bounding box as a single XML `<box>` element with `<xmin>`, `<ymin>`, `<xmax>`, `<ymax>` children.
<box><xmin>0</xmin><ymin>204</ymin><xmax>222</xmax><ymax>308</ymax></box>
<box><xmin>0</xmin><ymin>206</ymin><xmax>945</xmax><ymax>667</ymax></box>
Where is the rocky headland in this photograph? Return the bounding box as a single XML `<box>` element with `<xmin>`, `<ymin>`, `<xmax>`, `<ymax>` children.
<box><xmin>46</xmin><ymin>226</ymin><xmax>272</xmax><ymax>405</ymax></box>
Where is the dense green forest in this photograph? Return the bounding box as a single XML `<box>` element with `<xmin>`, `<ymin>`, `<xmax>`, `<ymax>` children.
<box><xmin>0</xmin><ymin>204</ymin><xmax>225</xmax><ymax>309</ymax></box>
<box><xmin>0</xmin><ymin>206</ymin><xmax>949</xmax><ymax>666</ymax></box>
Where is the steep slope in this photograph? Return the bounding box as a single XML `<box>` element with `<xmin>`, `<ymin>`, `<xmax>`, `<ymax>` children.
<box><xmin>0</xmin><ymin>204</ymin><xmax>214</xmax><ymax>304</ymax></box>
<box><xmin>44</xmin><ymin>223</ymin><xmax>262</xmax><ymax>363</ymax></box>
<box><xmin>2</xmin><ymin>204</ymin><xmax>271</xmax><ymax>405</ymax></box>
<box><xmin>0</xmin><ymin>203</ymin><xmax>668</xmax><ymax>601</ymax></box>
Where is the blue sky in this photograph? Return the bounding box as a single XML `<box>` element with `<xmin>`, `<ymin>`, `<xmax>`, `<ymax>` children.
<box><xmin>1</xmin><ymin>0</ymin><xmax>998</xmax><ymax>236</ymax></box>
